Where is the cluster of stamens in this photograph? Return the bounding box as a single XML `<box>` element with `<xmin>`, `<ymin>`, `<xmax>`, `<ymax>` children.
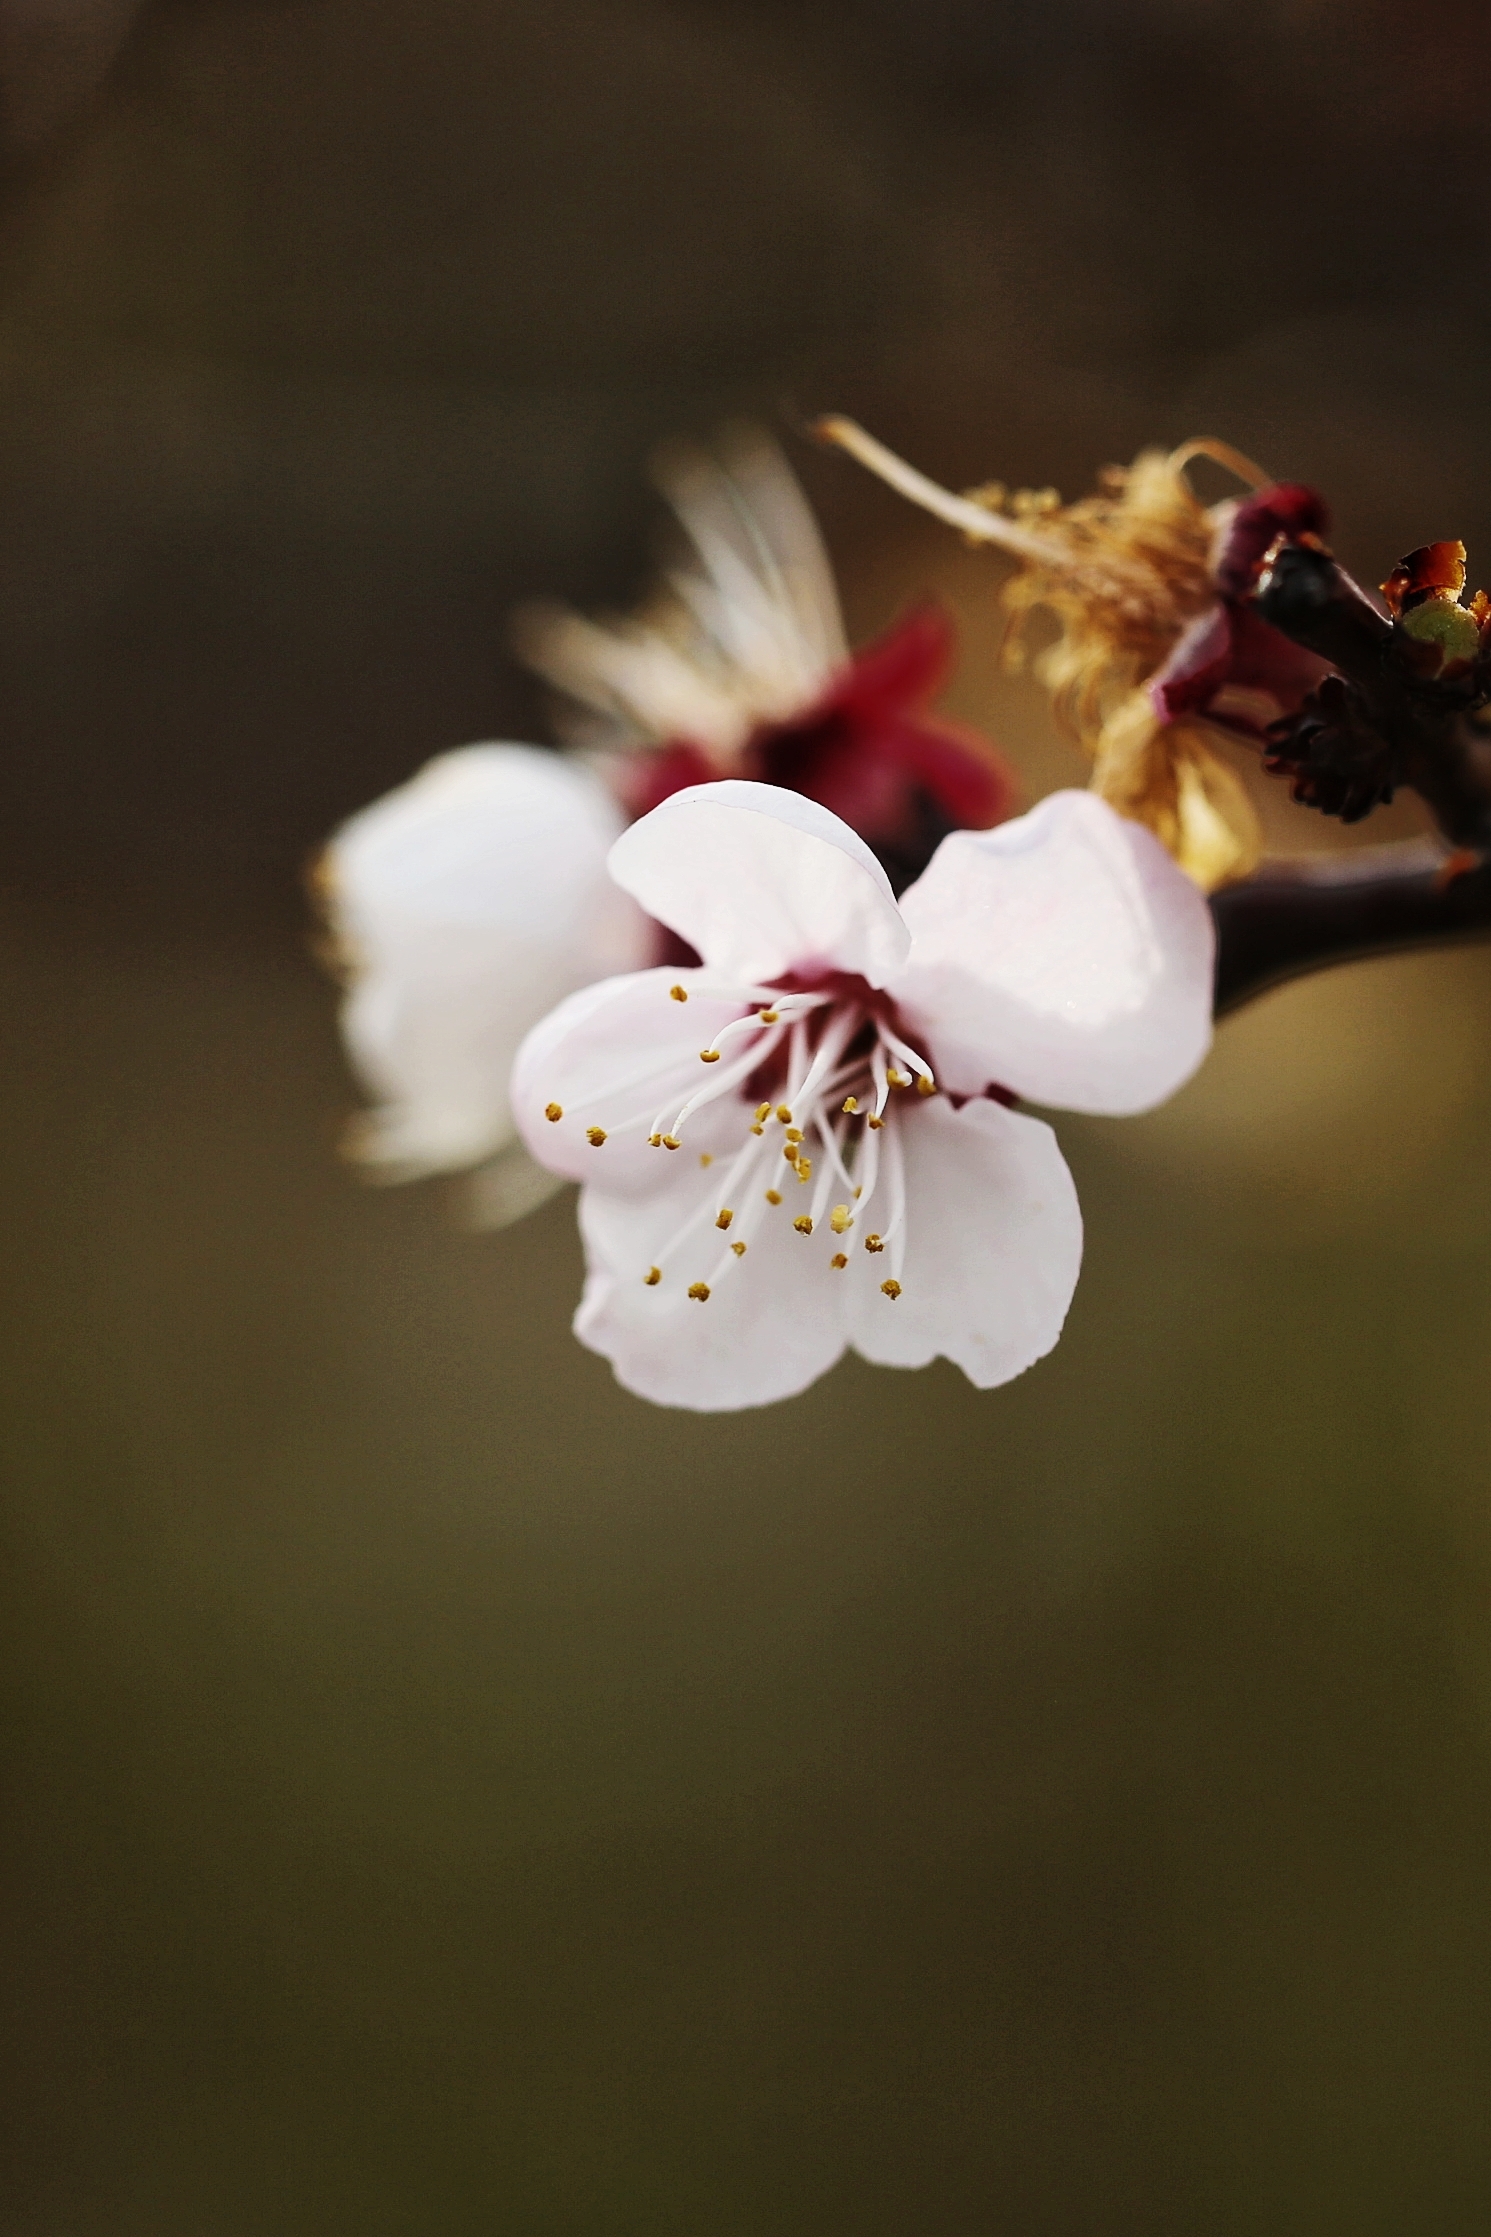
<box><xmin>544</xmin><ymin>977</ymin><xmax>938</xmax><ymax>1307</ymax></box>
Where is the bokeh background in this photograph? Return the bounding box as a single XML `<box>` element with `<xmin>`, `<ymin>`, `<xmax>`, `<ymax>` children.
<box><xmin>4</xmin><ymin>2</ymin><xmax>1491</xmax><ymax>2228</ymax></box>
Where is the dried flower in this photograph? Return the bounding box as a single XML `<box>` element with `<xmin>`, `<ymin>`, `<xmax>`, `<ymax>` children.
<box><xmin>816</xmin><ymin>417</ymin><xmax>1331</xmax><ymax>891</ymax></box>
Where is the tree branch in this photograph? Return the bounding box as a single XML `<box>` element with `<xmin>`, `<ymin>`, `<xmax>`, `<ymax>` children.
<box><xmin>1210</xmin><ymin>840</ymin><xmax>1491</xmax><ymax>1015</ymax></box>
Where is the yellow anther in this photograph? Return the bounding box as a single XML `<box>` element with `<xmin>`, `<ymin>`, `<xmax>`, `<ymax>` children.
<box><xmin>544</xmin><ymin>1102</ymin><xmax>563</xmax><ymax>1123</ymax></box>
<box><xmin>880</xmin><ymin>1278</ymin><xmax>902</xmax><ymax>1300</ymax></box>
<box><xmin>916</xmin><ymin>1074</ymin><xmax>937</xmax><ymax>1097</ymax></box>
<box><xmin>669</xmin><ymin>985</ymin><xmax>688</xmax><ymax>1002</ymax></box>
<box><xmin>750</xmin><ymin>1124</ymin><xmax>765</xmax><ymax>1136</ymax></box>
<box><xmin>687</xmin><ymin>1282</ymin><xmax>710</xmax><ymax>1301</ymax></box>
<box><xmin>755</xmin><ymin>1102</ymin><xmax>771</xmax><ymax>1124</ymax></box>
<box><xmin>776</xmin><ymin>1105</ymin><xmax>792</xmax><ymax>1123</ymax></box>
<box><xmin>867</xmin><ymin>1115</ymin><xmax>885</xmax><ymax>1130</ymax></box>
<box><xmin>662</xmin><ymin>1135</ymin><xmax>681</xmax><ymax>1150</ymax></box>
<box><xmin>887</xmin><ymin>1067</ymin><xmax>910</xmax><ymax>1088</ymax></box>
<box><xmin>793</xmin><ymin>1215</ymin><xmax>814</xmax><ymax>1235</ymax></box>
<box><xmin>830</xmin><ymin>1252</ymin><xmax>848</xmax><ymax>1270</ymax></box>
<box><xmin>785</xmin><ymin>1127</ymin><xmax>803</xmax><ymax>1144</ymax></box>
<box><xmin>765</xmin><ymin>1188</ymin><xmax>782</xmax><ymax>1205</ymax></box>
<box><xmin>829</xmin><ymin>1205</ymin><xmax>853</xmax><ymax>1234</ymax></box>
<box><xmin>643</xmin><ymin>1266</ymin><xmax>662</xmax><ymax>1286</ymax></box>
<box><xmin>586</xmin><ymin>1127</ymin><xmax>607</xmax><ymax>1147</ymax></box>
<box><xmin>853</xmin><ymin>1186</ymin><xmax>862</xmax><ymax>1199</ymax></box>
<box><xmin>700</xmin><ymin>1048</ymin><xmax>721</xmax><ymax>1063</ymax></box>
<box><xmin>715</xmin><ymin>1208</ymin><xmax>734</xmax><ymax>1230</ymax></box>
<box><xmin>783</xmin><ymin>1141</ymin><xmax>799</xmax><ymax>1162</ymax></box>
<box><xmin>795</xmin><ymin>1159</ymin><xmax>812</xmax><ymax>1183</ymax></box>
<box><xmin>842</xmin><ymin>1095</ymin><xmax>859</xmax><ymax>1114</ymax></box>
<box><xmin>731</xmin><ymin>1241</ymin><xmax>747</xmax><ymax>1257</ymax></box>
<box><xmin>699</xmin><ymin>1152</ymin><xmax>713</xmax><ymax>1167</ymax></box>
<box><xmin>758</xmin><ymin>1008</ymin><xmax>779</xmax><ymax>1023</ymax></box>
<box><xmin>649</xmin><ymin>1132</ymin><xmax>663</xmax><ymax>1147</ymax></box>
<box><xmin>864</xmin><ymin>1233</ymin><xmax>884</xmax><ymax>1253</ymax></box>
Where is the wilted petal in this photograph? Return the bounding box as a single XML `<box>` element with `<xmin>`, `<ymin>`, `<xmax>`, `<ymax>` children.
<box><xmin>894</xmin><ymin>789</ymin><xmax>1213</xmax><ymax>1115</ymax></box>
<box><xmin>575</xmin><ymin>1166</ymin><xmax>849</xmax><ymax>1411</ymax></box>
<box><xmin>327</xmin><ymin>744</ymin><xmax>653</xmax><ymax>1173</ymax></box>
<box><xmin>847</xmin><ymin>1096</ymin><xmax>1082</xmax><ymax>1389</ymax></box>
<box><xmin>464</xmin><ymin>1143</ymin><xmax>568</xmax><ymax>1231</ymax></box>
<box><xmin>607</xmin><ymin>780</ymin><xmax>910</xmax><ymax>987</ymax></box>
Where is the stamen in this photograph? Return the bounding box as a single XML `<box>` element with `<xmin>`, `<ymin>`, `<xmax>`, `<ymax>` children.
<box><xmin>867</xmin><ymin>1115</ymin><xmax>885</xmax><ymax>1130</ymax></box>
<box><xmin>880</xmin><ymin>1279</ymin><xmax>902</xmax><ymax>1300</ymax></box>
<box><xmin>670</xmin><ymin>985</ymin><xmax>688</xmax><ymax>1002</ymax></box>
<box><xmin>785</xmin><ymin>1127</ymin><xmax>803</xmax><ymax>1144</ymax></box>
<box><xmin>881</xmin><ymin>1027</ymin><xmax>936</xmax><ymax>1092</ymax></box>
<box><xmin>586</xmin><ymin>1127</ymin><xmax>607</xmax><ymax>1147</ymax></box>
<box><xmin>880</xmin><ymin>1105</ymin><xmax>909</xmax><ymax>1282</ymax></box>
<box><xmin>545</xmin><ymin>1102</ymin><xmax>563</xmax><ymax>1122</ymax></box>
<box><xmin>662</xmin><ymin>1021</ymin><xmax>789</xmax><ymax>1139</ymax></box>
<box><xmin>776</xmin><ymin>1105</ymin><xmax>792</xmax><ymax>1123</ymax></box>
<box><xmin>758</xmin><ymin>1008</ymin><xmax>778</xmax><ymax>1024</ymax></box>
<box><xmin>699</xmin><ymin>1153</ymin><xmax>713</xmax><ymax>1167</ymax></box>
<box><xmin>755</xmin><ymin>1103</ymin><xmax>771</xmax><ymax>1125</ymax></box>
<box><xmin>644</xmin><ymin>1266</ymin><xmax>661</xmax><ymax>1286</ymax></box>
<box><xmin>783</xmin><ymin>1142</ymin><xmax>799</xmax><ymax>1163</ymax></box>
<box><xmin>830</xmin><ymin>1205</ymin><xmax>853</xmax><ymax>1234</ymax></box>
<box><xmin>830</xmin><ymin>1253</ymin><xmax>848</xmax><ymax>1270</ymax></box>
<box><xmin>700</xmin><ymin>1049</ymin><xmax>721</xmax><ymax>1063</ymax></box>
<box><xmin>842</xmin><ymin>1095</ymin><xmax>859</xmax><ymax>1114</ymax></box>
<box><xmin>795</xmin><ymin>1159</ymin><xmax>812</xmax><ymax>1184</ymax></box>
<box><xmin>886</xmin><ymin>1068</ymin><xmax>910</xmax><ymax>1089</ymax></box>
<box><xmin>793</xmin><ymin>1215</ymin><xmax>813</xmax><ymax>1235</ymax></box>
<box><xmin>688</xmin><ymin>1283</ymin><xmax>710</xmax><ymax>1302</ymax></box>
<box><xmin>917</xmin><ymin>1075</ymin><xmax>937</xmax><ymax>1096</ymax></box>
<box><xmin>731</xmin><ymin>1241</ymin><xmax>747</xmax><ymax>1257</ymax></box>
<box><xmin>715</xmin><ymin>1209</ymin><xmax>734</xmax><ymax>1230</ymax></box>
<box><xmin>662</xmin><ymin>1135</ymin><xmax>681</xmax><ymax>1150</ymax></box>
<box><xmin>765</xmin><ymin>1188</ymin><xmax>782</xmax><ymax>1205</ymax></box>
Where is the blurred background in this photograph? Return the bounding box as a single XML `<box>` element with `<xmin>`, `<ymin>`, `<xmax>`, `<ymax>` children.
<box><xmin>3</xmin><ymin>1</ymin><xmax>1491</xmax><ymax>2228</ymax></box>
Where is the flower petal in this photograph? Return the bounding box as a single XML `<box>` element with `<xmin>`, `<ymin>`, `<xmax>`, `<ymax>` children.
<box><xmin>326</xmin><ymin>744</ymin><xmax>652</xmax><ymax>1173</ymax></box>
<box><xmin>606</xmin><ymin>780</ymin><xmax>910</xmax><ymax>987</ymax></box>
<box><xmin>512</xmin><ymin>967</ymin><xmax>765</xmax><ymax>1191</ymax></box>
<box><xmin>893</xmin><ymin>789</ymin><xmax>1214</xmax><ymax>1115</ymax></box>
<box><xmin>574</xmin><ymin>1167</ymin><xmax>849</xmax><ymax>1412</ymax></box>
<box><xmin>847</xmin><ymin>1097</ymin><xmax>1082</xmax><ymax>1389</ymax></box>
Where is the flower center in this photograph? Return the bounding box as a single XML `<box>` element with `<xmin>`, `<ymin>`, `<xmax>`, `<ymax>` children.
<box><xmin>553</xmin><ymin>972</ymin><xmax>939</xmax><ymax>1305</ymax></box>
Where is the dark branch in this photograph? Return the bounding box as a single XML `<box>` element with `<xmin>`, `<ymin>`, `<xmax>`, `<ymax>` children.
<box><xmin>1210</xmin><ymin>841</ymin><xmax>1491</xmax><ymax>1015</ymax></box>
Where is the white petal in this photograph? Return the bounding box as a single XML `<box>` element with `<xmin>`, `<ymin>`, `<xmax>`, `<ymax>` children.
<box><xmin>511</xmin><ymin>967</ymin><xmax>765</xmax><ymax>1191</ymax></box>
<box><xmin>325</xmin><ymin>744</ymin><xmax>652</xmax><ymax>1174</ymax></box>
<box><xmin>574</xmin><ymin>1167</ymin><xmax>849</xmax><ymax>1412</ymax></box>
<box><xmin>893</xmin><ymin>789</ymin><xmax>1214</xmax><ymax>1115</ymax></box>
<box><xmin>607</xmin><ymin>780</ymin><xmax>910</xmax><ymax>988</ymax></box>
<box><xmin>847</xmin><ymin>1097</ymin><xmax>1082</xmax><ymax>1389</ymax></box>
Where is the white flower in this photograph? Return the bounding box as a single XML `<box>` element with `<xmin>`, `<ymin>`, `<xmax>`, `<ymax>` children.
<box><xmin>322</xmin><ymin>743</ymin><xmax>653</xmax><ymax>1215</ymax></box>
<box><xmin>512</xmin><ymin>781</ymin><xmax>1215</xmax><ymax>1411</ymax></box>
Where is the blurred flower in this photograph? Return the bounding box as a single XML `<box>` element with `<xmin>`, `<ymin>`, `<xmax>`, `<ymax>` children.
<box><xmin>320</xmin><ymin>433</ymin><xmax>1015</xmax><ymax>1219</ymax></box>
<box><xmin>513</xmin><ymin>780</ymin><xmax>1213</xmax><ymax>1412</ymax></box>
<box><xmin>319</xmin><ymin>745</ymin><xmax>653</xmax><ymax>1221</ymax></box>
<box><xmin>816</xmin><ymin>417</ymin><xmax>1332</xmax><ymax>891</ymax></box>
<box><xmin>514</xmin><ymin>427</ymin><xmax>1015</xmax><ymax>888</ymax></box>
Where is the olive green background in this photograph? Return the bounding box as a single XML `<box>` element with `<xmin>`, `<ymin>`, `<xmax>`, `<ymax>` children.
<box><xmin>3</xmin><ymin>3</ymin><xmax>1491</xmax><ymax>2229</ymax></box>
